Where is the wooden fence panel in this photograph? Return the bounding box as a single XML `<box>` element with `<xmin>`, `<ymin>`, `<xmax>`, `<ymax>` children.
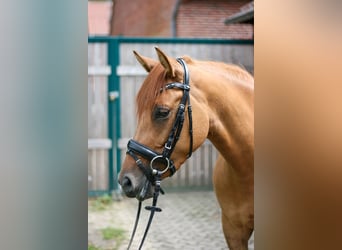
<box><xmin>88</xmin><ymin>43</ymin><xmax>111</xmax><ymax>192</ymax></box>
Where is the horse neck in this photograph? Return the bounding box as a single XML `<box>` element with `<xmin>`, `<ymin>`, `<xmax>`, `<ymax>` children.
<box><xmin>192</xmin><ymin>64</ymin><xmax>254</xmax><ymax>171</ymax></box>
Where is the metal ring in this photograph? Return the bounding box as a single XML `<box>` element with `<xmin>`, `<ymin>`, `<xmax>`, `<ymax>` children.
<box><xmin>150</xmin><ymin>155</ymin><xmax>170</xmax><ymax>175</ymax></box>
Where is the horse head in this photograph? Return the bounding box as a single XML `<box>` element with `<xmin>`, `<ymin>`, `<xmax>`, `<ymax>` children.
<box><xmin>118</xmin><ymin>48</ymin><xmax>210</xmax><ymax>200</ymax></box>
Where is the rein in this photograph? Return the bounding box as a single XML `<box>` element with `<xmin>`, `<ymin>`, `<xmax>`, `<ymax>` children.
<box><xmin>126</xmin><ymin>58</ymin><xmax>193</xmax><ymax>249</ymax></box>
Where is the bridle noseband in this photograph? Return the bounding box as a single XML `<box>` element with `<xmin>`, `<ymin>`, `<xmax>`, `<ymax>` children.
<box><xmin>125</xmin><ymin>58</ymin><xmax>193</xmax><ymax>249</ymax></box>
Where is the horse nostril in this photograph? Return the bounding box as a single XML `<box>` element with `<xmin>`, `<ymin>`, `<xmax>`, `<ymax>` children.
<box><xmin>122</xmin><ymin>176</ymin><xmax>131</xmax><ymax>187</ymax></box>
<box><xmin>121</xmin><ymin>176</ymin><xmax>133</xmax><ymax>193</ymax></box>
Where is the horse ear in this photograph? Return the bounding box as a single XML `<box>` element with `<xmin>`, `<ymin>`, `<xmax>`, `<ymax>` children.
<box><xmin>155</xmin><ymin>47</ymin><xmax>176</xmax><ymax>78</ymax></box>
<box><xmin>133</xmin><ymin>50</ymin><xmax>158</xmax><ymax>72</ymax></box>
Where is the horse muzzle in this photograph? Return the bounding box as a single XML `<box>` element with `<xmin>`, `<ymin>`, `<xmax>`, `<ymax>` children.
<box><xmin>119</xmin><ymin>173</ymin><xmax>153</xmax><ymax>200</ymax></box>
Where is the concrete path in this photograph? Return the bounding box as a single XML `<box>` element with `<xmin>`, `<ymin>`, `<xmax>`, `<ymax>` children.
<box><xmin>88</xmin><ymin>190</ymin><xmax>254</xmax><ymax>250</ymax></box>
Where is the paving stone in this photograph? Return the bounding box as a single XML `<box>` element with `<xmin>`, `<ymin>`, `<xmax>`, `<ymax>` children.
<box><xmin>88</xmin><ymin>191</ymin><xmax>254</xmax><ymax>250</ymax></box>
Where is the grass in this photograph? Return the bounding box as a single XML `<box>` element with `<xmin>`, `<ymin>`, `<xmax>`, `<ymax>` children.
<box><xmin>89</xmin><ymin>194</ymin><xmax>113</xmax><ymax>211</ymax></box>
<box><xmin>88</xmin><ymin>227</ymin><xmax>126</xmax><ymax>250</ymax></box>
<box><xmin>101</xmin><ymin>227</ymin><xmax>126</xmax><ymax>241</ymax></box>
<box><xmin>88</xmin><ymin>196</ymin><xmax>126</xmax><ymax>250</ymax></box>
<box><xmin>102</xmin><ymin>227</ymin><xmax>126</xmax><ymax>250</ymax></box>
<box><xmin>88</xmin><ymin>242</ymin><xmax>102</xmax><ymax>250</ymax></box>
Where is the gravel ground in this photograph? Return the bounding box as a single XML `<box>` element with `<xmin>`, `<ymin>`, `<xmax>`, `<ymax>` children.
<box><xmin>88</xmin><ymin>190</ymin><xmax>254</xmax><ymax>250</ymax></box>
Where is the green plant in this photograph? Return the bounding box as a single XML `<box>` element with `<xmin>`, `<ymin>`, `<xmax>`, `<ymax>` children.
<box><xmin>101</xmin><ymin>227</ymin><xmax>125</xmax><ymax>241</ymax></box>
<box><xmin>88</xmin><ymin>242</ymin><xmax>102</xmax><ymax>250</ymax></box>
<box><xmin>100</xmin><ymin>227</ymin><xmax>126</xmax><ymax>250</ymax></box>
<box><xmin>89</xmin><ymin>194</ymin><xmax>113</xmax><ymax>211</ymax></box>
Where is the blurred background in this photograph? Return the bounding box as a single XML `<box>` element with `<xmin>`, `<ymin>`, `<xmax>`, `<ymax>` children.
<box><xmin>88</xmin><ymin>0</ymin><xmax>253</xmax><ymax>38</ymax></box>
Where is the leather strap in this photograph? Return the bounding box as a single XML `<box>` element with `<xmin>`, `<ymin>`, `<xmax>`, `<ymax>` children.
<box><xmin>127</xmin><ymin>140</ymin><xmax>158</xmax><ymax>161</ymax></box>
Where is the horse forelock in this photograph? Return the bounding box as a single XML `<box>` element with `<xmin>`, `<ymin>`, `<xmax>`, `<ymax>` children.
<box><xmin>136</xmin><ymin>64</ymin><xmax>167</xmax><ymax>120</ymax></box>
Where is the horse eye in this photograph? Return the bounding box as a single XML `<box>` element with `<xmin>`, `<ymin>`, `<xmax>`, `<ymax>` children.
<box><xmin>153</xmin><ymin>106</ymin><xmax>170</xmax><ymax>120</ymax></box>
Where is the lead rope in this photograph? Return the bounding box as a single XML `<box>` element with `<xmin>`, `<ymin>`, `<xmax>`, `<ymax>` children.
<box><xmin>126</xmin><ymin>174</ymin><xmax>163</xmax><ymax>250</ymax></box>
<box><xmin>138</xmin><ymin>174</ymin><xmax>162</xmax><ymax>250</ymax></box>
<box><xmin>127</xmin><ymin>201</ymin><xmax>142</xmax><ymax>250</ymax></box>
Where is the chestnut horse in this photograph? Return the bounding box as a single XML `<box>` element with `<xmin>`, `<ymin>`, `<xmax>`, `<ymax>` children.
<box><xmin>118</xmin><ymin>47</ymin><xmax>254</xmax><ymax>250</ymax></box>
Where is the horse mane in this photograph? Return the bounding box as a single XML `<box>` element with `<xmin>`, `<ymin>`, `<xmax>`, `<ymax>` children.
<box><xmin>136</xmin><ymin>64</ymin><xmax>167</xmax><ymax>120</ymax></box>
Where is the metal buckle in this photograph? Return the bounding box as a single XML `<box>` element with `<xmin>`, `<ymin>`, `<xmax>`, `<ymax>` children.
<box><xmin>150</xmin><ymin>155</ymin><xmax>170</xmax><ymax>175</ymax></box>
<box><xmin>164</xmin><ymin>142</ymin><xmax>172</xmax><ymax>150</ymax></box>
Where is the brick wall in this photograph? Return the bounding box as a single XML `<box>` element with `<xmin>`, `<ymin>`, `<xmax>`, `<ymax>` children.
<box><xmin>110</xmin><ymin>0</ymin><xmax>253</xmax><ymax>39</ymax></box>
<box><xmin>110</xmin><ymin>0</ymin><xmax>177</xmax><ymax>37</ymax></box>
<box><xmin>177</xmin><ymin>0</ymin><xmax>253</xmax><ymax>39</ymax></box>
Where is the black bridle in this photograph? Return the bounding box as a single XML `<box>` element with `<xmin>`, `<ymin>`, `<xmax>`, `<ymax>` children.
<box><xmin>125</xmin><ymin>58</ymin><xmax>193</xmax><ymax>249</ymax></box>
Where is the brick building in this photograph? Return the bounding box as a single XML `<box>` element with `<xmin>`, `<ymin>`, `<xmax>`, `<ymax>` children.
<box><xmin>110</xmin><ymin>0</ymin><xmax>253</xmax><ymax>39</ymax></box>
<box><xmin>88</xmin><ymin>1</ymin><xmax>112</xmax><ymax>35</ymax></box>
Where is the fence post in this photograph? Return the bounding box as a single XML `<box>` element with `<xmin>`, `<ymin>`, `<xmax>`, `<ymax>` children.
<box><xmin>107</xmin><ymin>37</ymin><xmax>122</xmax><ymax>198</ymax></box>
